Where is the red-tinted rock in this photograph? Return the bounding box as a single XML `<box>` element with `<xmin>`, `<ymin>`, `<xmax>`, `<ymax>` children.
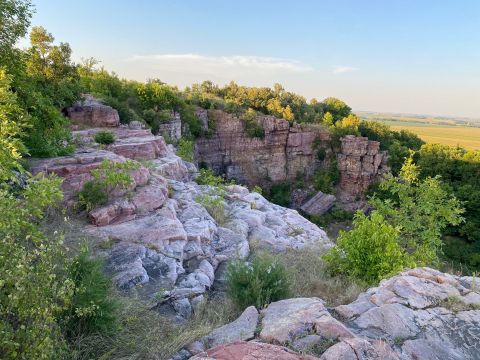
<box><xmin>67</xmin><ymin>96</ymin><xmax>120</xmax><ymax>127</ymax></box>
<box><xmin>191</xmin><ymin>341</ymin><xmax>318</xmax><ymax>360</ymax></box>
<box><xmin>195</xmin><ymin>110</ymin><xmax>329</xmax><ymax>186</ymax></box>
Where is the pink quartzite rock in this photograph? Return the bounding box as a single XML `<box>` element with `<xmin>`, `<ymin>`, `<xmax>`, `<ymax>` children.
<box><xmin>67</xmin><ymin>96</ymin><xmax>120</xmax><ymax>127</ymax></box>
<box><xmin>29</xmin><ymin>150</ymin><xmax>149</xmax><ymax>205</ymax></box>
<box><xmin>190</xmin><ymin>341</ymin><xmax>318</xmax><ymax>360</ymax></box>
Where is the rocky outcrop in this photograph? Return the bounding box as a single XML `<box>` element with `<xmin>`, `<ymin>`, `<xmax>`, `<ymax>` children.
<box><xmin>29</xmin><ymin>149</ymin><xmax>150</xmax><ymax>205</ymax></box>
<box><xmin>195</xmin><ymin>110</ymin><xmax>330</xmax><ymax>187</ymax></box>
<box><xmin>180</xmin><ymin>267</ymin><xmax>479</xmax><ymax>359</ymax></box>
<box><xmin>67</xmin><ymin>95</ymin><xmax>120</xmax><ymax>128</ymax></box>
<box><xmin>158</xmin><ymin>111</ymin><xmax>182</xmax><ymax>142</ymax></box>
<box><xmin>336</xmin><ymin>135</ymin><xmax>388</xmax><ymax>207</ymax></box>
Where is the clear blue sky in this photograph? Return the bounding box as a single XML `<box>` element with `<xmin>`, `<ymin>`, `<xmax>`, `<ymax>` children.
<box><xmin>27</xmin><ymin>0</ymin><xmax>480</xmax><ymax>117</ymax></box>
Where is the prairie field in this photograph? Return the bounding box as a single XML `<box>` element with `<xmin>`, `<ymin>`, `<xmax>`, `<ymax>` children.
<box><xmin>390</xmin><ymin>125</ymin><xmax>480</xmax><ymax>150</ymax></box>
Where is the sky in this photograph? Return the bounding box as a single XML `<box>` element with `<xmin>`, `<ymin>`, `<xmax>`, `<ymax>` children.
<box><xmin>25</xmin><ymin>0</ymin><xmax>480</xmax><ymax>118</ymax></box>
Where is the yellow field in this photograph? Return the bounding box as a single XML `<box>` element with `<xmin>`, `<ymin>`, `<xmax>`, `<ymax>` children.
<box><xmin>390</xmin><ymin>125</ymin><xmax>480</xmax><ymax>150</ymax></box>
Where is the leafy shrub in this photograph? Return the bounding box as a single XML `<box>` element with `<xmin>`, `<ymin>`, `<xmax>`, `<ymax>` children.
<box><xmin>243</xmin><ymin>108</ymin><xmax>265</xmax><ymax>139</ymax></box>
<box><xmin>177</xmin><ymin>138</ymin><xmax>195</xmax><ymax>162</ymax></box>
<box><xmin>195</xmin><ymin>168</ymin><xmax>232</xmax><ymax>187</ymax></box>
<box><xmin>226</xmin><ymin>253</ymin><xmax>291</xmax><ymax>309</ymax></box>
<box><xmin>62</xmin><ymin>248</ymin><xmax>117</xmax><ymax>339</ymax></box>
<box><xmin>312</xmin><ymin>161</ymin><xmax>340</xmax><ymax>194</ymax></box>
<box><xmin>323</xmin><ymin>211</ymin><xmax>413</xmax><ymax>284</ymax></box>
<box><xmin>309</xmin><ymin>207</ymin><xmax>353</xmax><ymax>227</ymax></box>
<box><xmin>94</xmin><ymin>130</ymin><xmax>115</xmax><ymax>145</ymax></box>
<box><xmin>78</xmin><ymin>160</ymin><xmax>139</xmax><ymax>211</ymax></box>
<box><xmin>78</xmin><ymin>180</ymin><xmax>109</xmax><ymax>211</ymax></box>
<box><xmin>268</xmin><ymin>183</ymin><xmax>291</xmax><ymax>207</ymax></box>
<box><xmin>251</xmin><ymin>185</ymin><xmax>263</xmax><ymax>194</ymax></box>
<box><xmin>0</xmin><ymin>175</ymin><xmax>73</xmax><ymax>359</ymax></box>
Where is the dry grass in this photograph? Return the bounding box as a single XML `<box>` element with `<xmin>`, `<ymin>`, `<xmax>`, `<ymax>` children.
<box><xmin>278</xmin><ymin>248</ymin><xmax>366</xmax><ymax>307</ymax></box>
<box><xmin>390</xmin><ymin>125</ymin><xmax>480</xmax><ymax>150</ymax></box>
<box><xmin>69</xmin><ymin>295</ymin><xmax>238</xmax><ymax>360</ymax></box>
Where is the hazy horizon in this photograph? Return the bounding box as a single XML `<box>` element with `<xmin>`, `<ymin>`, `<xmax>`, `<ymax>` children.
<box><xmin>25</xmin><ymin>0</ymin><xmax>480</xmax><ymax>118</ymax></box>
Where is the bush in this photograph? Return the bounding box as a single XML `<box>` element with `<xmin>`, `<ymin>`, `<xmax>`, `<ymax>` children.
<box><xmin>94</xmin><ymin>130</ymin><xmax>115</xmax><ymax>145</ymax></box>
<box><xmin>267</xmin><ymin>183</ymin><xmax>291</xmax><ymax>207</ymax></box>
<box><xmin>78</xmin><ymin>180</ymin><xmax>109</xmax><ymax>210</ymax></box>
<box><xmin>195</xmin><ymin>168</ymin><xmax>232</xmax><ymax>187</ymax></box>
<box><xmin>312</xmin><ymin>161</ymin><xmax>339</xmax><ymax>194</ymax></box>
<box><xmin>226</xmin><ymin>253</ymin><xmax>291</xmax><ymax>309</ymax></box>
<box><xmin>62</xmin><ymin>248</ymin><xmax>117</xmax><ymax>339</ymax></box>
<box><xmin>323</xmin><ymin>211</ymin><xmax>413</xmax><ymax>284</ymax></box>
<box><xmin>177</xmin><ymin>138</ymin><xmax>195</xmax><ymax>162</ymax></box>
<box><xmin>77</xmin><ymin>160</ymin><xmax>139</xmax><ymax>211</ymax></box>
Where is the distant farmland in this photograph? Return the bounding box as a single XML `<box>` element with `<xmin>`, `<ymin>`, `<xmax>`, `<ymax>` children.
<box><xmin>358</xmin><ymin>111</ymin><xmax>480</xmax><ymax>150</ymax></box>
<box><xmin>390</xmin><ymin>125</ymin><xmax>480</xmax><ymax>150</ymax></box>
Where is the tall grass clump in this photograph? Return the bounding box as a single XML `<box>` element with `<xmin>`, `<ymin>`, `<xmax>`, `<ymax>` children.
<box><xmin>225</xmin><ymin>252</ymin><xmax>291</xmax><ymax>309</ymax></box>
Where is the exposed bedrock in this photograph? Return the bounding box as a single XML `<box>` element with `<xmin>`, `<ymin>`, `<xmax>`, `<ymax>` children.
<box><xmin>176</xmin><ymin>267</ymin><xmax>480</xmax><ymax>360</ymax></box>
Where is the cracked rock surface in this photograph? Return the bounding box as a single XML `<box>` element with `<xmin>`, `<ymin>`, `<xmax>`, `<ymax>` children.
<box><xmin>176</xmin><ymin>267</ymin><xmax>480</xmax><ymax>359</ymax></box>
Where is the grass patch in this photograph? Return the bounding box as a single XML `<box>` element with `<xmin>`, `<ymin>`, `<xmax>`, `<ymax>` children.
<box><xmin>69</xmin><ymin>295</ymin><xmax>238</xmax><ymax>360</ymax></box>
<box><xmin>438</xmin><ymin>295</ymin><xmax>480</xmax><ymax>313</ymax></box>
<box><xmin>278</xmin><ymin>248</ymin><xmax>365</xmax><ymax>306</ymax></box>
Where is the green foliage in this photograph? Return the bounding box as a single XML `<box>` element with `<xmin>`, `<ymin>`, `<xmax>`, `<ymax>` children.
<box><xmin>0</xmin><ymin>175</ymin><xmax>74</xmax><ymax>359</ymax></box>
<box><xmin>226</xmin><ymin>253</ymin><xmax>291</xmax><ymax>309</ymax></box>
<box><xmin>243</xmin><ymin>108</ymin><xmax>265</xmax><ymax>138</ymax></box>
<box><xmin>94</xmin><ymin>130</ymin><xmax>115</xmax><ymax>145</ymax></box>
<box><xmin>359</xmin><ymin>121</ymin><xmax>424</xmax><ymax>174</ymax></box>
<box><xmin>78</xmin><ymin>160</ymin><xmax>139</xmax><ymax>211</ymax></box>
<box><xmin>0</xmin><ymin>69</ymin><xmax>27</xmax><ymax>181</ymax></box>
<box><xmin>195</xmin><ymin>192</ymin><xmax>226</xmax><ymax>224</ymax></box>
<box><xmin>268</xmin><ymin>182</ymin><xmax>291</xmax><ymax>207</ymax></box>
<box><xmin>313</xmin><ymin>161</ymin><xmax>340</xmax><ymax>194</ymax></box>
<box><xmin>370</xmin><ymin>155</ymin><xmax>464</xmax><ymax>265</ymax></box>
<box><xmin>322</xmin><ymin>97</ymin><xmax>351</xmax><ymax>123</ymax></box>
<box><xmin>62</xmin><ymin>248</ymin><xmax>117</xmax><ymax>339</ymax></box>
<box><xmin>195</xmin><ymin>168</ymin><xmax>232</xmax><ymax>188</ymax></box>
<box><xmin>177</xmin><ymin>138</ymin><xmax>195</xmax><ymax>162</ymax></box>
<box><xmin>0</xmin><ymin>0</ymin><xmax>33</xmax><ymax>64</ymax></box>
<box><xmin>323</xmin><ymin>211</ymin><xmax>413</xmax><ymax>284</ymax></box>
<box><xmin>309</xmin><ymin>207</ymin><xmax>353</xmax><ymax>227</ymax></box>
<box><xmin>417</xmin><ymin>143</ymin><xmax>480</xmax><ymax>247</ymax></box>
<box><xmin>251</xmin><ymin>185</ymin><xmax>263</xmax><ymax>194</ymax></box>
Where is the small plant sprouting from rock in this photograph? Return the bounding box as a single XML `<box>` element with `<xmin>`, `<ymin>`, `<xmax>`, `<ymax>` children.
<box><xmin>439</xmin><ymin>295</ymin><xmax>480</xmax><ymax>313</ymax></box>
<box><xmin>78</xmin><ymin>159</ymin><xmax>140</xmax><ymax>211</ymax></box>
<box><xmin>94</xmin><ymin>130</ymin><xmax>116</xmax><ymax>145</ymax></box>
<box><xmin>225</xmin><ymin>252</ymin><xmax>291</xmax><ymax>309</ymax></box>
<box><xmin>195</xmin><ymin>192</ymin><xmax>227</xmax><ymax>224</ymax></box>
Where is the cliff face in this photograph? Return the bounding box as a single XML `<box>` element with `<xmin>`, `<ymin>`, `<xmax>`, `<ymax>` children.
<box><xmin>195</xmin><ymin>110</ymin><xmax>388</xmax><ymax>207</ymax></box>
<box><xmin>195</xmin><ymin>110</ymin><xmax>330</xmax><ymax>187</ymax></box>
<box><xmin>337</xmin><ymin>135</ymin><xmax>389</xmax><ymax>207</ymax></box>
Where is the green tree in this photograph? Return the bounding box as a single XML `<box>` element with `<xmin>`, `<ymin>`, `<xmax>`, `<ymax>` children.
<box><xmin>0</xmin><ymin>0</ymin><xmax>33</xmax><ymax>64</ymax></box>
<box><xmin>370</xmin><ymin>155</ymin><xmax>464</xmax><ymax>264</ymax></box>
<box><xmin>322</xmin><ymin>97</ymin><xmax>351</xmax><ymax>123</ymax></box>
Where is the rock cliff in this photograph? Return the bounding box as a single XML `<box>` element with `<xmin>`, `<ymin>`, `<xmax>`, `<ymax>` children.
<box><xmin>195</xmin><ymin>110</ymin><xmax>388</xmax><ymax>209</ymax></box>
<box><xmin>195</xmin><ymin>110</ymin><xmax>330</xmax><ymax>187</ymax></box>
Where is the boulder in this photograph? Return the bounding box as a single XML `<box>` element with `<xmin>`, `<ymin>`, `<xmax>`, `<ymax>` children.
<box><xmin>67</xmin><ymin>96</ymin><xmax>120</xmax><ymax>127</ymax></box>
<box><xmin>300</xmin><ymin>191</ymin><xmax>336</xmax><ymax>216</ymax></box>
